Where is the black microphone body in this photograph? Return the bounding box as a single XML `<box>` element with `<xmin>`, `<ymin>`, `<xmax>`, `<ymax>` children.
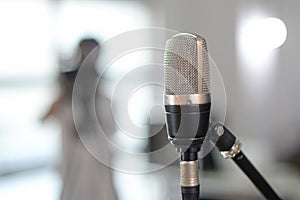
<box><xmin>165</xmin><ymin>104</ymin><xmax>210</xmax><ymax>152</ymax></box>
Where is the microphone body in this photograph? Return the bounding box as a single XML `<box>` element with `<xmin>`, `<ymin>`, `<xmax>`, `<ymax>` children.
<box><xmin>165</xmin><ymin>103</ymin><xmax>210</xmax><ymax>152</ymax></box>
<box><xmin>164</xmin><ymin>33</ymin><xmax>211</xmax><ymax>200</ymax></box>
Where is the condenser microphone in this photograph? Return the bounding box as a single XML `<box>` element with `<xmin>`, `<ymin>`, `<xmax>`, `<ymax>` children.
<box><xmin>164</xmin><ymin>33</ymin><xmax>211</xmax><ymax>200</ymax></box>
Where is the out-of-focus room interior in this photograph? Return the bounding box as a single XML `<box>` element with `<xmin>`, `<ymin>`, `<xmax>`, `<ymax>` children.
<box><xmin>1</xmin><ymin>0</ymin><xmax>300</xmax><ymax>199</ymax></box>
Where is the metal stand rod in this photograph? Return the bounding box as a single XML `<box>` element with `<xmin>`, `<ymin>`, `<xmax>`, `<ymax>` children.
<box><xmin>211</xmin><ymin>122</ymin><xmax>281</xmax><ymax>200</ymax></box>
<box><xmin>232</xmin><ymin>151</ymin><xmax>281</xmax><ymax>200</ymax></box>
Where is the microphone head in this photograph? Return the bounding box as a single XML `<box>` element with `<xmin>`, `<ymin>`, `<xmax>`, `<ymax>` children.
<box><xmin>164</xmin><ymin>33</ymin><xmax>210</xmax><ymax>105</ymax></box>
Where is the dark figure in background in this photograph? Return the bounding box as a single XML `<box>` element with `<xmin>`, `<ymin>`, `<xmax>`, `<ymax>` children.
<box><xmin>43</xmin><ymin>38</ymin><xmax>118</xmax><ymax>200</ymax></box>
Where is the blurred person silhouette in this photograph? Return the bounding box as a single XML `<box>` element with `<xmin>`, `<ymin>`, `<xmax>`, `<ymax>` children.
<box><xmin>42</xmin><ymin>38</ymin><xmax>118</xmax><ymax>200</ymax></box>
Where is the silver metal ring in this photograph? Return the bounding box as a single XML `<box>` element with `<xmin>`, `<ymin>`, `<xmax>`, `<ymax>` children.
<box><xmin>220</xmin><ymin>140</ymin><xmax>242</xmax><ymax>159</ymax></box>
<box><xmin>180</xmin><ymin>160</ymin><xmax>199</xmax><ymax>187</ymax></box>
<box><xmin>164</xmin><ymin>94</ymin><xmax>211</xmax><ymax>105</ymax></box>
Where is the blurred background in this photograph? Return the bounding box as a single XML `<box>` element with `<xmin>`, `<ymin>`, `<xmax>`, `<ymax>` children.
<box><xmin>1</xmin><ymin>0</ymin><xmax>300</xmax><ymax>199</ymax></box>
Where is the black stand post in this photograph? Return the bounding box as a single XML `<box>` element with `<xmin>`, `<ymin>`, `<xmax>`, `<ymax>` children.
<box><xmin>210</xmin><ymin>122</ymin><xmax>281</xmax><ymax>200</ymax></box>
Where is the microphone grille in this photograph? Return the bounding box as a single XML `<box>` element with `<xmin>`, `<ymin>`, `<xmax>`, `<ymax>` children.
<box><xmin>164</xmin><ymin>33</ymin><xmax>210</xmax><ymax>95</ymax></box>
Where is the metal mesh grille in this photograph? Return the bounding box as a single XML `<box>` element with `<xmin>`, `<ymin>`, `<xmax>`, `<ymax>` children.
<box><xmin>164</xmin><ymin>33</ymin><xmax>210</xmax><ymax>95</ymax></box>
<box><xmin>202</xmin><ymin>39</ymin><xmax>210</xmax><ymax>94</ymax></box>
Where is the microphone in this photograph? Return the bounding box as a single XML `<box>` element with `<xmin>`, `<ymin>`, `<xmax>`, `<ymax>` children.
<box><xmin>164</xmin><ymin>33</ymin><xmax>211</xmax><ymax>199</ymax></box>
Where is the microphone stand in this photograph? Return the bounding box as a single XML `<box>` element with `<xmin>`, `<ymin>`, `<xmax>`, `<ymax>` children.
<box><xmin>209</xmin><ymin>122</ymin><xmax>282</xmax><ymax>200</ymax></box>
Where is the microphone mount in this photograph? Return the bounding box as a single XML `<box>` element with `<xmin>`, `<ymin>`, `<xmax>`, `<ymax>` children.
<box><xmin>210</xmin><ymin>122</ymin><xmax>282</xmax><ymax>200</ymax></box>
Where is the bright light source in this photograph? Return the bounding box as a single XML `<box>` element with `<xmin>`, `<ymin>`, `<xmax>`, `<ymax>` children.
<box><xmin>238</xmin><ymin>16</ymin><xmax>287</xmax><ymax>74</ymax></box>
<box><xmin>0</xmin><ymin>1</ymin><xmax>55</xmax><ymax>79</ymax></box>
<box><xmin>260</xmin><ymin>17</ymin><xmax>287</xmax><ymax>49</ymax></box>
<box><xmin>240</xmin><ymin>17</ymin><xmax>287</xmax><ymax>52</ymax></box>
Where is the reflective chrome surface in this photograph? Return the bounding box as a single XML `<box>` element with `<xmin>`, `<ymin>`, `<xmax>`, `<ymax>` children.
<box><xmin>180</xmin><ymin>160</ymin><xmax>199</xmax><ymax>187</ymax></box>
<box><xmin>164</xmin><ymin>94</ymin><xmax>211</xmax><ymax>105</ymax></box>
